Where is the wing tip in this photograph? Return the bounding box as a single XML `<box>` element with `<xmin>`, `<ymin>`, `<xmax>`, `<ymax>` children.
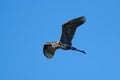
<box><xmin>43</xmin><ymin>43</ymin><xmax>56</xmax><ymax>59</ymax></box>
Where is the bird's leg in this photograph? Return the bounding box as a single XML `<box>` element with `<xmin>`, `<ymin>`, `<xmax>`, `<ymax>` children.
<box><xmin>71</xmin><ymin>47</ymin><xmax>86</xmax><ymax>54</ymax></box>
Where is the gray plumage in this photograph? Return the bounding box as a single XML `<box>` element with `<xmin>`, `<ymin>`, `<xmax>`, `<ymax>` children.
<box><xmin>43</xmin><ymin>16</ymin><xmax>86</xmax><ymax>58</ymax></box>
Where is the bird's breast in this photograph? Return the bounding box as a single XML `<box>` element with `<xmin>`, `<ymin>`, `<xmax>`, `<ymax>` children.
<box><xmin>59</xmin><ymin>44</ymin><xmax>71</xmax><ymax>50</ymax></box>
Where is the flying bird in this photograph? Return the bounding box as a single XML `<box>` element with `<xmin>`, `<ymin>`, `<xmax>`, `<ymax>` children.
<box><xmin>43</xmin><ymin>16</ymin><xmax>86</xmax><ymax>58</ymax></box>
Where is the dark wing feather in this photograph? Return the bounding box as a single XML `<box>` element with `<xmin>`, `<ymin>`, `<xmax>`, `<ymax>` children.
<box><xmin>60</xmin><ymin>16</ymin><xmax>86</xmax><ymax>45</ymax></box>
<box><xmin>43</xmin><ymin>43</ymin><xmax>57</xmax><ymax>58</ymax></box>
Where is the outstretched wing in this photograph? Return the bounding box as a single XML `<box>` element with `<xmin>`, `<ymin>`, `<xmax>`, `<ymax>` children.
<box><xmin>43</xmin><ymin>43</ymin><xmax>57</xmax><ymax>58</ymax></box>
<box><xmin>60</xmin><ymin>16</ymin><xmax>86</xmax><ymax>46</ymax></box>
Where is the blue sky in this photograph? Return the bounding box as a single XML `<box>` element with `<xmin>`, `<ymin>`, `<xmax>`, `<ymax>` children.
<box><xmin>0</xmin><ymin>0</ymin><xmax>120</xmax><ymax>80</ymax></box>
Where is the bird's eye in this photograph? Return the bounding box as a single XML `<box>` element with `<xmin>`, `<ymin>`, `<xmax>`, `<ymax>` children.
<box><xmin>59</xmin><ymin>42</ymin><xmax>61</xmax><ymax>45</ymax></box>
<box><xmin>59</xmin><ymin>42</ymin><xmax>63</xmax><ymax>45</ymax></box>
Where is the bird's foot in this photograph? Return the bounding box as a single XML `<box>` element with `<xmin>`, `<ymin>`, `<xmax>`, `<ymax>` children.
<box><xmin>75</xmin><ymin>49</ymin><xmax>86</xmax><ymax>54</ymax></box>
<box><xmin>80</xmin><ymin>50</ymin><xmax>86</xmax><ymax>54</ymax></box>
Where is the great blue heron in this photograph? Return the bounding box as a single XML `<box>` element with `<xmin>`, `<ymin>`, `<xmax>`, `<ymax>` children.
<box><xmin>43</xmin><ymin>16</ymin><xmax>86</xmax><ymax>58</ymax></box>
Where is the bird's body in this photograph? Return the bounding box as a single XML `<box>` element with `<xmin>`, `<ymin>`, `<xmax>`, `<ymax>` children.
<box><xmin>43</xmin><ymin>16</ymin><xmax>86</xmax><ymax>58</ymax></box>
